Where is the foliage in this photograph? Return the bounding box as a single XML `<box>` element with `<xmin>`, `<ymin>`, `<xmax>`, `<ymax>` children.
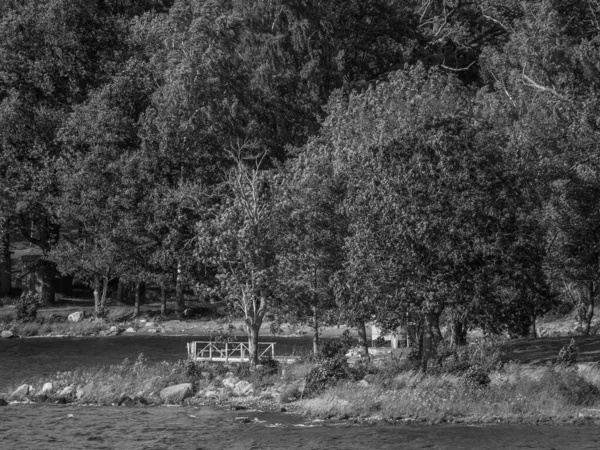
<box><xmin>15</xmin><ymin>293</ymin><xmax>38</xmax><ymax>322</ymax></box>
<box><xmin>3</xmin><ymin>0</ymin><xmax>600</xmax><ymax>344</ymax></box>
<box><xmin>258</xmin><ymin>356</ymin><xmax>280</xmax><ymax>376</ymax></box>
<box><xmin>316</xmin><ymin>330</ymin><xmax>355</xmax><ymax>361</ymax></box>
<box><xmin>557</xmin><ymin>338</ymin><xmax>579</xmax><ymax>367</ymax></box>
<box><xmin>462</xmin><ymin>365</ymin><xmax>491</xmax><ymax>389</ymax></box>
<box><xmin>539</xmin><ymin>368</ymin><xmax>600</xmax><ymax>406</ymax></box>
<box><xmin>304</xmin><ymin>355</ymin><xmax>350</xmax><ymax>396</ymax></box>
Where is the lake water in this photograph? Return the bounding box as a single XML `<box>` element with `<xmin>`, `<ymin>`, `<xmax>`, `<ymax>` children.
<box><xmin>4</xmin><ymin>336</ymin><xmax>600</xmax><ymax>449</ymax></box>
<box><xmin>0</xmin><ymin>335</ymin><xmax>310</xmax><ymax>392</ymax></box>
<box><xmin>2</xmin><ymin>404</ymin><xmax>600</xmax><ymax>449</ymax></box>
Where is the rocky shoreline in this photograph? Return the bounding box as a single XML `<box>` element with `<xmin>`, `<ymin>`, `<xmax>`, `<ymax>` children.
<box><xmin>0</xmin><ymin>369</ymin><xmax>303</xmax><ymax>413</ymax></box>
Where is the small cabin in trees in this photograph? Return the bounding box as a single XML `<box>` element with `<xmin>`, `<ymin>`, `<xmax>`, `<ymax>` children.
<box><xmin>371</xmin><ymin>325</ymin><xmax>408</xmax><ymax>349</ymax></box>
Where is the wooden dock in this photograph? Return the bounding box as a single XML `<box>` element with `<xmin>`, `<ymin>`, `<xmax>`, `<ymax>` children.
<box><xmin>187</xmin><ymin>341</ymin><xmax>276</xmax><ymax>362</ymax></box>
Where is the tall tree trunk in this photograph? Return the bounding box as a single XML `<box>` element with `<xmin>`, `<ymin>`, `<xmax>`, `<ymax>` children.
<box><xmin>357</xmin><ymin>320</ymin><xmax>369</xmax><ymax>356</ymax></box>
<box><xmin>93</xmin><ymin>277</ymin><xmax>101</xmax><ymax>315</ymax></box>
<box><xmin>38</xmin><ymin>262</ymin><xmax>56</xmax><ymax>306</ymax></box>
<box><xmin>33</xmin><ymin>218</ymin><xmax>59</xmax><ymax>305</ymax></box>
<box><xmin>0</xmin><ymin>225</ymin><xmax>10</xmax><ymax>298</ymax></box>
<box><xmin>530</xmin><ymin>314</ymin><xmax>537</xmax><ymax>338</ymax></box>
<box><xmin>422</xmin><ymin>311</ymin><xmax>440</xmax><ymax>371</ymax></box>
<box><xmin>134</xmin><ymin>281</ymin><xmax>142</xmax><ymax>317</ymax></box>
<box><xmin>100</xmin><ymin>276</ymin><xmax>109</xmax><ymax>315</ymax></box>
<box><xmin>160</xmin><ymin>284</ymin><xmax>167</xmax><ymax>315</ymax></box>
<box><xmin>585</xmin><ymin>281</ymin><xmax>595</xmax><ymax>335</ymax></box>
<box><xmin>431</xmin><ymin>310</ymin><xmax>443</xmax><ymax>345</ymax></box>
<box><xmin>175</xmin><ymin>261</ymin><xmax>185</xmax><ymax>313</ymax></box>
<box><xmin>312</xmin><ymin>304</ymin><xmax>319</xmax><ymax>355</ymax></box>
<box><xmin>247</xmin><ymin>322</ymin><xmax>262</xmax><ymax>366</ymax></box>
<box><xmin>116</xmin><ymin>279</ymin><xmax>124</xmax><ymax>302</ymax></box>
<box><xmin>450</xmin><ymin>318</ymin><xmax>467</xmax><ymax>346</ymax></box>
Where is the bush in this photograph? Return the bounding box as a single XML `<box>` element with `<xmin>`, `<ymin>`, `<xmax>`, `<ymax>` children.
<box><xmin>462</xmin><ymin>365</ymin><xmax>491</xmax><ymax>389</ymax></box>
<box><xmin>258</xmin><ymin>356</ymin><xmax>280</xmax><ymax>375</ymax></box>
<box><xmin>427</xmin><ymin>339</ymin><xmax>512</xmax><ymax>375</ymax></box>
<box><xmin>16</xmin><ymin>293</ymin><xmax>39</xmax><ymax>322</ymax></box>
<box><xmin>540</xmin><ymin>368</ymin><xmax>600</xmax><ymax>406</ymax></box>
<box><xmin>318</xmin><ymin>329</ymin><xmax>355</xmax><ymax>360</ymax></box>
<box><xmin>349</xmin><ymin>358</ymin><xmax>378</xmax><ymax>381</ymax></box>
<box><xmin>558</xmin><ymin>339</ymin><xmax>578</xmax><ymax>367</ymax></box>
<box><xmin>304</xmin><ymin>355</ymin><xmax>350</xmax><ymax>396</ymax></box>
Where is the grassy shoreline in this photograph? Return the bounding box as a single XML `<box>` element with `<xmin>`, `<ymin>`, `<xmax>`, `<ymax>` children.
<box><xmin>4</xmin><ymin>350</ymin><xmax>600</xmax><ymax>426</ymax></box>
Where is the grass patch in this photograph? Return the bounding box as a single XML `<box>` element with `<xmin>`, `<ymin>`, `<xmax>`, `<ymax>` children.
<box><xmin>299</xmin><ymin>363</ymin><xmax>600</xmax><ymax>422</ymax></box>
<box><xmin>0</xmin><ymin>315</ymin><xmax>110</xmax><ymax>337</ymax></box>
<box><xmin>4</xmin><ymin>355</ymin><xmax>193</xmax><ymax>404</ymax></box>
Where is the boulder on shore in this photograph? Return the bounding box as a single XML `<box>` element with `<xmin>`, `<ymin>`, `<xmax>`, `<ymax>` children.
<box><xmin>223</xmin><ymin>376</ymin><xmax>240</xmax><ymax>389</ymax></box>
<box><xmin>41</xmin><ymin>382</ymin><xmax>53</xmax><ymax>394</ymax></box>
<box><xmin>32</xmin><ymin>393</ymin><xmax>47</xmax><ymax>403</ymax></box>
<box><xmin>57</xmin><ymin>385</ymin><xmax>75</xmax><ymax>399</ymax></box>
<box><xmin>68</xmin><ymin>311</ymin><xmax>85</xmax><ymax>323</ymax></box>
<box><xmin>160</xmin><ymin>383</ymin><xmax>193</xmax><ymax>404</ymax></box>
<box><xmin>234</xmin><ymin>381</ymin><xmax>254</xmax><ymax>397</ymax></box>
<box><xmin>8</xmin><ymin>384</ymin><xmax>32</xmax><ymax>401</ymax></box>
<box><xmin>1</xmin><ymin>330</ymin><xmax>14</xmax><ymax>339</ymax></box>
<box><xmin>117</xmin><ymin>395</ymin><xmax>135</xmax><ymax>407</ymax></box>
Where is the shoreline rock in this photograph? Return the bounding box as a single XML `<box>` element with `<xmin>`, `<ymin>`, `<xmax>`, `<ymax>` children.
<box><xmin>1</xmin><ymin>330</ymin><xmax>14</xmax><ymax>339</ymax></box>
<box><xmin>159</xmin><ymin>383</ymin><xmax>193</xmax><ymax>404</ymax></box>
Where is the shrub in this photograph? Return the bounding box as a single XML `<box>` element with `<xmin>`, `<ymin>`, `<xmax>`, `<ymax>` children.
<box><xmin>557</xmin><ymin>339</ymin><xmax>578</xmax><ymax>367</ymax></box>
<box><xmin>540</xmin><ymin>368</ymin><xmax>600</xmax><ymax>406</ymax></box>
<box><xmin>258</xmin><ymin>356</ymin><xmax>280</xmax><ymax>375</ymax></box>
<box><xmin>461</xmin><ymin>365</ymin><xmax>491</xmax><ymax>389</ymax></box>
<box><xmin>427</xmin><ymin>339</ymin><xmax>512</xmax><ymax>375</ymax></box>
<box><xmin>304</xmin><ymin>355</ymin><xmax>350</xmax><ymax>396</ymax></box>
<box><xmin>318</xmin><ymin>329</ymin><xmax>354</xmax><ymax>360</ymax></box>
<box><xmin>349</xmin><ymin>358</ymin><xmax>378</xmax><ymax>381</ymax></box>
<box><xmin>185</xmin><ymin>359</ymin><xmax>200</xmax><ymax>378</ymax></box>
<box><xmin>16</xmin><ymin>293</ymin><xmax>39</xmax><ymax>322</ymax></box>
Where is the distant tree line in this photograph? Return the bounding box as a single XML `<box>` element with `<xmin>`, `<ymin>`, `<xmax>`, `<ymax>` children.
<box><xmin>1</xmin><ymin>0</ymin><xmax>600</xmax><ymax>364</ymax></box>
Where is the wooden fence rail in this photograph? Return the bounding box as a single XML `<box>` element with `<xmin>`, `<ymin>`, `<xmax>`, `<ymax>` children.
<box><xmin>187</xmin><ymin>341</ymin><xmax>276</xmax><ymax>362</ymax></box>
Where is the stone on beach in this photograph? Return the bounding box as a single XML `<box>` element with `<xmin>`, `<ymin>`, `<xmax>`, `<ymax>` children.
<box><xmin>1</xmin><ymin>330</ymin><xmax>14</xmax><ymax>339</ymax></box>
<box><xmin>233</xmin><ymin>381</ymin><xmax>254</xmax><ymax>397</ymax></box>
<box><xmin>57</xmin><ymin>385</ymin><xmax>75</xmax><ymax>399</ymax></box>
<box><xmin>68</xmin><ymin>311</ymin><xmax>85</xmax><ymax>322</ymax></box>
<box><xmin>8</xmin><ymin>384</ymin><xmax>32</xmax><ymax>401</ymax></box>
<box><xmin>40</xmin><ymin>382</ymin><xmax>53</xmax><ymax>394</ymax></box>
<box><xmin>159</xmin><ymin>383</ymin><xmax>193</xmax><ymax>404</ymax></box>
<box><xmin>117</xmin><ymin>395</ymin><xmax>135</xmax><ymax>407</ymax></box>
<box><xmin>223</xmin><ymin>376</ymin><xmax>239</xmax><ymax>389</ymax></box>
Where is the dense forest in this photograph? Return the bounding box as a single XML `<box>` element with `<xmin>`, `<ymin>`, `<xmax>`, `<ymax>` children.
<box><xmin>1</xmin><ymin>0</ymin><xmax>600</xmax><ymax>364</ymax></box>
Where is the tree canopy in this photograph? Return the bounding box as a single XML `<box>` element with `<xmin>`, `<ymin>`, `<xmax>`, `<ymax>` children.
<box><xmin>2</xmin><ymin>0</ymin><xmax>599</xmax><ymax>365</ymax></box>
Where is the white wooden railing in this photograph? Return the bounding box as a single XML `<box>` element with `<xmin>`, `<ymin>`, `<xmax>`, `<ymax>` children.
<box><xmin>187</xmin><ymin>341</ymin><xmax>276</xmax><ymax>362</ymax></box>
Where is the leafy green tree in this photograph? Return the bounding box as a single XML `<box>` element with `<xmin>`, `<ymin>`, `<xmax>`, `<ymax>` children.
<box><xmin>0</xmin><ymin>0</ymin><xmax>134</xmax><ymax>303</ymax></box>
<box><xmin>196</xmin><ymin>149</ymin><xmax>279</xmax><ymax>366</ymax></box>
<box><xmin>274</xmin><ymin>143</ymin><xmax>346</xmax><ymax>354</ymax></box>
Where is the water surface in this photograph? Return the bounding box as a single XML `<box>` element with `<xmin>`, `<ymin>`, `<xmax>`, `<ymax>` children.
<box><xmin>0</xmin><ymin>335</ymin><xmax>309</xmax><ymax>391</ymax></box>
<box><xmin>2</xmin><ymin>404</ymin><xmax>600</xmax><ymax>449</ymax></box>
